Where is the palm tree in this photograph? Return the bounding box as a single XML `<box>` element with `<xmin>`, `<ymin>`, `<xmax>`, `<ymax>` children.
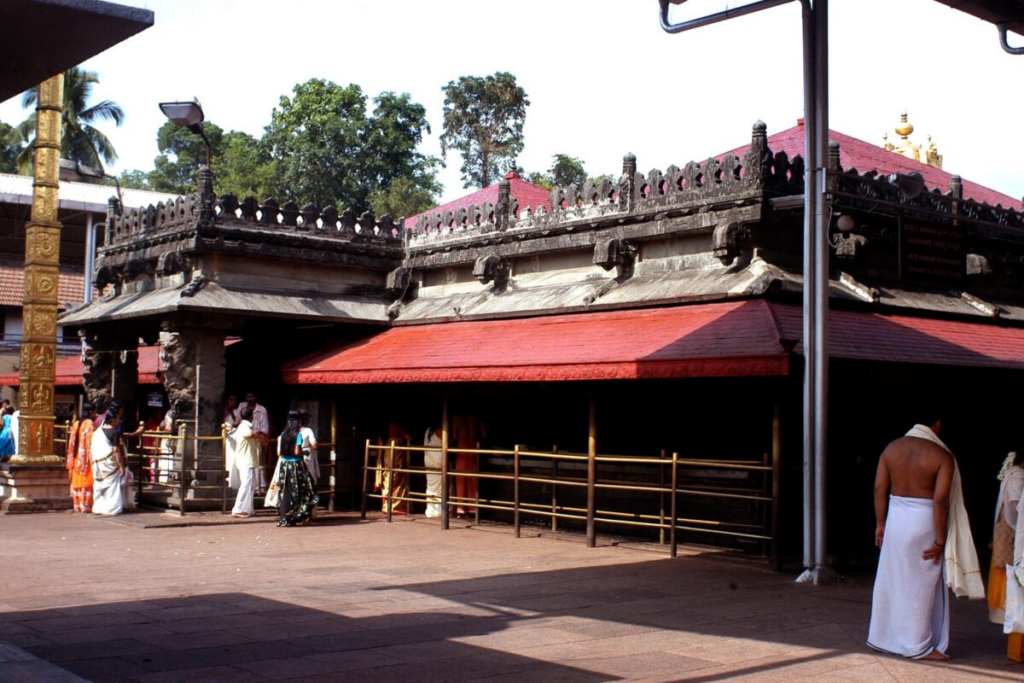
<box><xmin>10</xmin><ymin>67</ymin><xmax>124</xmax><ymax>173</ymax></box>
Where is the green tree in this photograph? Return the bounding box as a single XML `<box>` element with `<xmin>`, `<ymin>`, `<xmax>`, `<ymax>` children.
<box><xmin>0</xmin><ymin>121</ymin><xmax>21</xmax><ymax>174</ymax></box>
<box><xmin>528</xmin><ymin>154</ymin><xmax>589</xmax><ymax>191</ymax></box>
<box><xmin>440</xmin><ymin>72</ymin><xmax>529</xmax><ymax>189</ymax></box>
<box><xmin>12</xmin><ymin>67</ymin><xmax>124</xmax><ymax>173</ymax></box>
<box><xmin>149</xmin><ymin>121</ymin><xmax>225</xmax><ymax>194</ymax></box>
<box><xmin>369</xmin><ymin>178</ymin><xmax>437</xmax><ymax>220</ymax></box>
<box><xmin>264</xmin><ymin>79</ymin><xmax>438</xmax><ymax>211</ymax></box>
<box><xmin>216</xmin><ymin>131</ymin><xmax>282</xmax><ymax>200</ymax></box>
<box><xmin>112</xmin><ymin>169</ymin><xmax>152</xmax><ymax>191</ymax></box>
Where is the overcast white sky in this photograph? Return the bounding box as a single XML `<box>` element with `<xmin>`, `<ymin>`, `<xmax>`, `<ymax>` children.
<box><xmin>1</xmin><ymin>0</ymin><xmax>1021</xmax><ymax>205</ymax></box>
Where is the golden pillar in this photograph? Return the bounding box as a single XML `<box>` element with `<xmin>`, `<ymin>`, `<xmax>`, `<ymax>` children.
<box><xmin>11</xmin><ymin>74</ymin><xmax>63</xmax><ymax>465</ymax></box>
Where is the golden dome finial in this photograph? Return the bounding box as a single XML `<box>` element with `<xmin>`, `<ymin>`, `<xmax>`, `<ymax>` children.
<box><xmin>895</xmin><ymin>109</ymin><xmax>914</xmax><ymax>138</ymax></box>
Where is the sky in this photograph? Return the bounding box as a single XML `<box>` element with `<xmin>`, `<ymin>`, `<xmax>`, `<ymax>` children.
<box><xmin>1</xmin><ymin>0</ymin><xmax>1021</xmax><ymax>206</ymax></box>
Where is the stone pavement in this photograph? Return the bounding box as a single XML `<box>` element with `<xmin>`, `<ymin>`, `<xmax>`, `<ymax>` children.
<box><xmin>0</xmin><ymin>511</ymin><xmax>1021</xmax><ymax>683</ymax></box>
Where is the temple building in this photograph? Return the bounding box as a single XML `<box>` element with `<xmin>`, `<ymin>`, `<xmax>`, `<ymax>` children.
<box><xmin>24</xmin><ymin>118</ymin><xmax>1024</xmax><ymax>568</ymax></box>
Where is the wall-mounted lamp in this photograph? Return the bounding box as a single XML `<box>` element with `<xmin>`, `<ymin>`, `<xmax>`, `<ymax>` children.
<box><xmin>159</xmin><ymin>98</ymin><xmax>212</xmax><ymax>166</ymax></box>
<box><xmin>888</xmin><ymin>171</ymin><xmax>925</xmax><ymax>200</ymax></box>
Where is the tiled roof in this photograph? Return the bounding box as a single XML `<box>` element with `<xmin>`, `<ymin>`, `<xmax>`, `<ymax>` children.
<box><xmin>0</xmin><ymin>173</ymin><xmax>181</xmax><ymax>210</ymax></box>
<box><xmin>722</xmin><ymin>122</ymin><xmax>1022</xmax><ymax>210</ymax></box>
<box><xmin>404</xmin><ymin>173</ymin><xmax>552</xmax><ymax>230</ymax></box>
<box><xmin>0</xmin><ymin>263</ymin><xmax>84</xmax><ymax>309</ymax></box>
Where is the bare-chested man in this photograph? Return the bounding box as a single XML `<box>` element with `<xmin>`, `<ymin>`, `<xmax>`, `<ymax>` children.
<box><xmin>867</xmin><ymin>414</ymin><xmax>953</xmax><ymax>661</ymax></box>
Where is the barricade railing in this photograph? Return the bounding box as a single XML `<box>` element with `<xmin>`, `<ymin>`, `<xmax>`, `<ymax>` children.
<box><xmin>247</xmin><ymin>440</ymin><xmax>338</xmax><ymax>514</ymax></box>
<box><xmin>126</xmin><ymin>424</ymin><xmax>227</xmax><ymax>516</ymax></box>
<box><xmin>54</xmin><ymin>420</ymin><xmax>72</xmax><ymax>463</ymax></box>
<box><xmin>361</xmin><ymin>441</ymin><xmax>775</xmax><ymax>557</ymax></box>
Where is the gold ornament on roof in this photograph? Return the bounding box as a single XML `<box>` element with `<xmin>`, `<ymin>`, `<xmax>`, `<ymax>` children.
<box><xmin>881</xmin><ymin>109</ymin><xmax>943</xmax><ymax>170</ymax></box>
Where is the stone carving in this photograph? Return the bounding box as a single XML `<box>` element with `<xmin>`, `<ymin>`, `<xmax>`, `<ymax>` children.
<box><xmin>966</xmin><ymin>253</ymin><xmax>992</xmax><ymax>277</ymax></box>
<box><xmin>107</xmin><ymin>195</ymin><xmax>199</xmax><ymax>245</ymax></box>
<box><xmin>281</xmin><ymin>201</ymin><xmax>300</xmax><ymax>227</ymax></box>
<box><xmin>180</xmin><ymin>275</ymin><xmax>208</xmax><ymax>298</ymax></box>
<box><xmin>80</xmin><ymin>331</ymin><xmax>113</xmax><ymax>406</ymax></box>
<box><xmin>160</xmin><ymin>330</ymin><xmax>197</xmax><ymax>414</ymax></box>
<box><xmin>386</xmin><ymin>266</ymin><xmax>411</xmax><ymax>294</ymax></box>
<box><xmin>712</xmin><ymin>221</ymin><xmax>749</xmax><ymax>265</ymax></box>
<box><xmin>473</xmin><ymin>255</ymin><xmax>510</xmax><ymax>289</ymax></box>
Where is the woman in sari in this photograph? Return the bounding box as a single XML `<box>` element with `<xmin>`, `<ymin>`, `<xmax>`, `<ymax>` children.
<box><xmin>275</xmin><ymin>410</ymin><xmax>318</xmax><ymax>527</ymax></box>
<box><xmin>0</xmin><ymin>406</ymin><xmax>16</xmax><ymax>460</ymax></box>
<box><xmin>990</xmin><ymin>450</ymin><xmax>1024</xmax><ymax>661</ymax></box>
<box><xmin>91</xmin><ymin>410</ymin><xmax>126</xmax><ymax>516</ymax></box>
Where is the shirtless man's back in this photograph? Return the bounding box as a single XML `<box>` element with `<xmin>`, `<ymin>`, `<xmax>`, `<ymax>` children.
<box><xmin>879</xmin><ymin>435</ymin><xmax>953</xmax><ymax>500</ymax></box>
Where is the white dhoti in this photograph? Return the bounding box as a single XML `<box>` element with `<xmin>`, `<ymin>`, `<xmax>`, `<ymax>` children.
<box><xmin>232</xmin><ymin>467</ymin><xmax>256</xmax><ymax>516</ymax></box>
<box><xmin>424</xmin><ymin>450</ymin><xmax>443</xmax><ymax>519</ymax></box>
<box><xmin>91</xmin><ymin>431</ymin><xmax>125</xmax><ymax>516</ymax></box>
<box><xmin>868</xmin><ymin>495</ymin><xmax>949</xmax><ymax>658</ymax></box>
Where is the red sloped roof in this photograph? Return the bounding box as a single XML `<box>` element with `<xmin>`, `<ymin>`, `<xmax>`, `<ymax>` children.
<box><xmin>0</xmin><ymin>264</ymin><xmax>85</xmax><ymax>308</ymax></box>
<box><xmin>770</xmin><ymin>304</ymin><xmax>1024</xmax><ymax>370</ymax></box>
<box><xmin>723</xmin><ymin>122</ymin><xmax>1022</xmax><ymax>210</ymax></box>
<box><xmin>404</xmin><ymin>173</ymin><xmax>552</xmax><ymax>230</ymax></box>
<box><xmin>283</xmin><ymin>300</ymin><xmax>791</xmax><ymax>383</ymax></box>
<box><xmin>0</xmin><ymin>345</ymin><xmax>165</xmax><ymax>387</ymax></box>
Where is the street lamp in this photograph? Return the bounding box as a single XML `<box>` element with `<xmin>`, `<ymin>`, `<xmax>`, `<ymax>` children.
<box><xmin>158</xmin><ymin>98</ymin><xmax>211</xmax><ymax>165</ymax></box>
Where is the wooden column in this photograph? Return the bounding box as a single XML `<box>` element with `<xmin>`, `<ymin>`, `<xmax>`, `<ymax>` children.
<box><xmin>441</xmin><ymin>393</ymin><xmax>450</xmax><ymax>530</ymax></box>
<box><xmin>586</xmin><ymin>394</ymin><xmax>597</xmax><ymax>548</ymax></box>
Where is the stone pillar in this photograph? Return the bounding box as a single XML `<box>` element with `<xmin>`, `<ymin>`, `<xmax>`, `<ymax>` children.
<box><xmin>159</xmin><ymin>322</ymin><xmax>226</xmax><ymax>480</ymax></box>
<box><xmin>80</xmin><ymin>328</ymin><xmax>139</xmax><ymax>418</ymax></box>
<box><xmin>1</xmin><ymin>75</ymin><xmax>67</xmax><ymax>511</ymax></box>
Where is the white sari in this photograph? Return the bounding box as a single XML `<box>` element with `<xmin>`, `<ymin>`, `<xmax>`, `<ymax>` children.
<box><xmin>91</xmin><ymin>426</ymin><xmax>125</xmax><ymax>516</ymax></box>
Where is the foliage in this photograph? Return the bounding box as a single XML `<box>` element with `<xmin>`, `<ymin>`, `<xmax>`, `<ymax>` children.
<box><xmin>440</xmin><ymin>72</ymin><xmax>529</xmax><ymax>189</ymax></box>
<box><xmin>12</xmin><ymin>67</ymin><xmax>124</xmax><ymax>173</ymax></box>
<box><xmin>368</xmin><ymin>178</ymin><xmax>437</xmax><ymax>221</ymax></box>
<box><xmin>112</xmin><ymin>169</ymin><xmax>152</xmax><ymax>191</ymax></box>
<box><xmin>0</xmin><ymin>122</ymin><xmax>21</xmax><ymax>174</ymax></box>
<box><xmin>527</xmin><ymin>154</ymin><xmax>591</xmax><ymax>191</ymax></box>
<box><xmin>216</xmin><ymin>131</ymin><xmax>282</xmax><ymax>200</ymax></box>
<box><xmin>263</xmin><ymin>80</ymin><xmax>439</xmax><ymax>212</ymax></box>
<box><xmin>148</xmin><ymin>120</ymin><xmax>225</xmax><ymax>194</ymax></box>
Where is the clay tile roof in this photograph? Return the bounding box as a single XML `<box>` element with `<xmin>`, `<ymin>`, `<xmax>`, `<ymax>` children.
<box><xmin>722</xmin><ymin>122</ymin><xmax>1022</xmax><ymax>210</ymax></box>
<box><xmin>0</xmin><ymin>263</ymin><xmax>84</xmax><ymax>309</ymax></box>
<box><xmin>404</xmin><ymin>173</ymin><xmax>551</xmax><ymax>230</ymax></box>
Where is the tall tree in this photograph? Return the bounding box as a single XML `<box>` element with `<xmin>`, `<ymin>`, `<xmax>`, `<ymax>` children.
<box><xmin>12</xmin><ymin>67</ymin><xmax>124</xmax><ymax>173</ymax></box>
<box><xmin>0</xmin><ymin>121</ymin><xmax>21</xmax><ymax>174</ymax></box>
<box><xmin>264</xmin><ymin>79</ymin><xmax>439</xmax><ymax>212</ymax></box>
<box><xmin>529</xmin><ymin>154</ymin><xmax>589</xmax><ymax>191</ymax></box>
<box><xmin>440</xmin><ymin>72</ymin><xmax>529</xmax><ymax>189</ymax></box>
<box><xmin>149</xmin><ymin>121</ymin><xmax>225</xmax><ymax>194</ymax></box>
<box><xmin>216</xmin><ymin>131</ymin><xmax>282</xmax><ymax>200</ymax></box>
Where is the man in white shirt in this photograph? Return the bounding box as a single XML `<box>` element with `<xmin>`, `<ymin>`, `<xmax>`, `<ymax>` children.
<box><xmin>231</xmin><ymin>405</ymin><xmax>261</xmax><ymax>517</ymax></box>
<box><xmin>245</xmin><ymin>392</ymin><xmax>270</xmax><ymax>488</ymax></box>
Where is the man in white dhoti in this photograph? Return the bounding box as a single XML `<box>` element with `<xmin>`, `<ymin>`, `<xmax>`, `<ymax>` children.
<box><xmin>423</xmin><ymin>425</ymin><xmax>443</xmax><ymax>519</ymax></box>
<box><xmin>91</xmin><ymin>411</ymin><xmax>126</xmax><ymax>516</ymax></box>
<box><xmin>230</xmin><ymin>405</ymin><xmax>260</xmax><ymax>517</ymax></box>
<box><xmin>868</xmin><ymin>416</ymin><xmax>984</xmax><ymax>660</ymax></box>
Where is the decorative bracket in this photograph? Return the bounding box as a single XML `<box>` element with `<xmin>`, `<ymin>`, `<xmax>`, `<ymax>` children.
<box><xmin>473</xmin><ymin>254</ymin><xmax>510</xmax><ymax>289</ymax></box>
<box><xmin>711</xmin><ymin>221</ymin><xmax>749</xmax><ymax>265</ymax></box>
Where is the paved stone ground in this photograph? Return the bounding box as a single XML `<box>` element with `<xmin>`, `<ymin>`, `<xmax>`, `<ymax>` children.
<box><xmin>0</xmin><ymin>511</ymin><xmax>1021</xmax><ymax>683</ymax></box>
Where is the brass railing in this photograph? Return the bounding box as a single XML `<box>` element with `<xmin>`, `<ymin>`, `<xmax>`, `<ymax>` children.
<box><xmin>362</xmin><ymin>441</ymin><xmax>776</xmax><ymax>557</ymax></box>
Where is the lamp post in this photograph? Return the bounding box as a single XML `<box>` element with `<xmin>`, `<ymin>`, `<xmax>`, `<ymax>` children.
<box><xmin>159</xmin><ymin>99</ymin><xmax>211</xmax><ymax>166</ymax></box>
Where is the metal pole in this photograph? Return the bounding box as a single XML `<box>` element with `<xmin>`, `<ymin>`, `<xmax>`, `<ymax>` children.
<box><xmin>659</xmin><ymin>0</ymin><xmax>796</xmax><ymax>34</ymax></box>
<box><xmin>441</xmin><ymin>394</ymin><xmax>450</xmax><ymax>530</ymax></box>
<box><xmin>551</xmin><ymin>444</ymin><xmax>558</xmax><ymax>532</ymax></box>
<box><xmin>360</xmin><ymin>439</ymin><xmax>370</xmax><ymax>519</ymax></box>
<box><xmin>474</xmin><ymin>440</ymin><xmax>481</xmax><ymax>525</ymax></box>
<box><xmin>84</xmin><ymin>212</ymin><xmax>96</xmax><ymax>303</ymax></box>
<box><xmin>330</xmin><ymin>401</ymin><xmax>337</xmax><ymax>513</ymax></box>
<box><xmin>659</xmin><ymin>449</ymin><xmax>667</xmax><ymax>545</ymax></box>
<box><xmin>586</xmin><ymin>394</ymin><xmax>597</xmax><ymax>548</ymax></box>
<box><xmin>178</xmin><ymin>423</ymin><xmax>187</xmax><ymax>516</ymax></box>
<box><xmin>386</xmin><ymin>440</ymin><xmax>396</xmax><ymax>524</ymax></box>
<box><xmin>514</xmin><ymin>444</ymin><xmax>521</xmax><ymax>538</ymax></box>
<box><xmin>670</xmin><ymin>452</ymin><xmax>679</xmax><ymax>558</ymax></box>
<box><xmin>772</xmin><ymin>401</ymin><xmax>783</xmax><ymax>571</ymax></box>
<box><xmin>812</xmin><ymin>0</ymin><xmax>831</xmax><ymax>580</ymax></box>
<box><xmin>799</xmin><ymin>0</ymin><xmax>818</xmax><ymax>580</ymax></box>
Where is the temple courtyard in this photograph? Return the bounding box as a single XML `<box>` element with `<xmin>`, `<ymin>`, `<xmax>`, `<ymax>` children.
<box><xmin>0</xmin><ymin>512</ymin><xmax>1019</xmax><ymax>683</ymax></box>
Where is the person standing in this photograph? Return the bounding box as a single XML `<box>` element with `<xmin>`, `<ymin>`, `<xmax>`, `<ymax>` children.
<box><xmin>451</xmin><ymin>411</ymin><xmax>485</xmax><ymax>517</ymax></box>
<box><xmin>275</xmin><ymin>410</ymin><xmax>318</xmax><ymax>526</ymax></box>
<box><xmin>376</xmin><ymin>421</ymin><xmax>411</xmax><ymax>514</ymax></box>
<box><xmin>298</xmin><ymin>410</ymin><xmax>319</xmax><ymax>483</ymax></box>
<box><xmin>867</xmin><ymin>414</ymin><xmax>984</xmax><ymax>660</ymax></box>
<box><xmin>68</xmin><ymin>403</ymin><xmax>97</xmax><ymax>513</ymax></box>
<box><xmin>423</xmin><ymin>424</ymin><xmax>443</xmax><ymax>519</ymax></box>
<box><xmin>91</xmin><ymin>409</ymin><xmax>126</xmax><ymax>516</ymax></box>
<box><xmin>230</xmin><ymin>405</ymin><xmax>261</xmax><ymax>518</ymax></box>
<box><xmin>245</xmin><ymin>392</ymin><xmax>270</xmax><ymax>486</ymax></box>
<box><xmin>223</xmin><ymin>395</ymin><xmax>241</xmax><ymax>490</ymax></box>
<box><xmin>990</xmin><ymin>450</ymin><xmax>1024</xmax><ymax>661</ymax></box>
<box><xmin>11</xmin><ymin>404</ymin><xmax>19</xmax><ymax>455</ymax></box>
<box><xmin>0</xmin><ymin>406</ymin><xmax>15</xmax><ymax>461</ymax></box>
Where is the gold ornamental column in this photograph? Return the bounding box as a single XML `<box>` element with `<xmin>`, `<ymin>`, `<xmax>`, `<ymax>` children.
<box><xmin>11</xmin><ymin>74</ymin><xmax>63</xmax><ymax>465</ymax></box>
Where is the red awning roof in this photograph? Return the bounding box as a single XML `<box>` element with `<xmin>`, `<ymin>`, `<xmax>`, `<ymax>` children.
<box><xmin>283</xmin><ymin>300</ymin><xmax>791</xmax><ymax>384</ymax></box>
<box><xmin>404</xmin><ymin>172</ymin><xmax>552</xmax><ymax>231</ymax></box>
<box><xmin>283</xmin><ymin>300</ymin><xmax>1024</xmax><ymax>385</ymax></box>
<box><xmin>0</xmin><ymin>345</ymin><xmax>165</xmax><ymax>388</ymax></box>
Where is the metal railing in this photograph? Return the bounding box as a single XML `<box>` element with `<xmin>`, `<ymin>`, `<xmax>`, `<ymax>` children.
<box><xmin>361</xmin><ymin>441</ymin><xmax>777</xmax><ymax>557</ymax></box>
